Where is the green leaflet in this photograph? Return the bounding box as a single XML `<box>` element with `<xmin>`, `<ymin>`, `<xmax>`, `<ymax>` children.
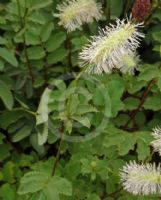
<box><xmin>0</xmin><ymin>80</ymin><xmax>14</xmax><ymax>110</ymax></box>
<box><xmin>18</xmin><ymin>171</ymin><xmax>72</xmax><ymax>200</ymax></box>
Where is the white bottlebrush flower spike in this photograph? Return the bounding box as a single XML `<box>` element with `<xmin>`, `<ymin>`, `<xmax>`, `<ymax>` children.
<box><xmin>120</xmin><ymin>161</ymin><xmax>161</xmax><ymax>195</ymax></box>
<box><xmin>151</xmin><ymin>126</ymin><xmax>161</xmax><ymax>155</ymax></box>
<box><xmin>54</xmin><ymin>0</ymin><xmax>102</xmax><ymax>32</ymax></box>
<box><xmin>117</xmin><ymin>52</ymin><xmax>140</xmax><ymax>75</ymax></box>
<box><xmin>79</xmin><ymin>18</ymin><xmax>144</xmax><ymax>75</ymax></box>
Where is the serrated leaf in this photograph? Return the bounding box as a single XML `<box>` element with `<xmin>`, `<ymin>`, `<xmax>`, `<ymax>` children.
<box><xmin>144</xmin><ymin>96</ymin><xmax>161</xmax><ymax>111</ymax></box>
<box><xmin>93</xmin><ymin>87</ymin><xmax>104</xmax><ymax>106</ymax></box>
<box><xmin>152</xmin><ymin>32</ymin><xmax>161</xmax><ymax>42</ymax></box>
<box><xmin>40</xmin><ymin>22</ymin><xmax>54</xmax><ymax>42</ymax></box>
<box><xmin>30</xmin><ymin>134</ymin><xmax>45</xmax><ymax>155</ymax></box>
<box><xmin>27</xmin><ymin>46</ymin><xmax>45</xmax><ymax>60</ymax></box>
<box><xmin>71</xmin><ymin>36</ymin><xmax>87</xmax><ymax>51</ymax></box>
<box><xmin>153</xmin><ymin>45</ymin><xmax>161</xmax><ymax>56</ymax></box>
<box><xmin>37</xmin><ymin>122</ymin><xmax>48</xmax><ymax>145</ymax></box>
<box><xmin>87</xmin><ymin>194</ymin><xmax>101</xmax><ymax>200</ymax></box>
<box><xmin>18</xmin><ymin>171</ymin><xmax>50</xmax><ymax>195</ymax></box>
<box><xmin>30</xmin><ymin>192</ymin><xmax>46</xmax><ymax>200</ymax></box>
<box><xmin>36</xmin><ymin>88</ymin><xmax>52</xmax><ymax>125</ymax></box>
<box><xmin>0</xmin><ymin>58</ymin><xmax>4</xmax><ymax>71</ymax></box>
<box><xmin>25</xmin><ymin>31</ymin><xmax>40</xmax><ymax>45</ymax></box>
<box><xmin>29</xmin><ymin>12</ymin><xmax>46</xmax><ymax>24</ymax></box>
<box><xmin>0</xmin><ymin>110</ymin><xmax>24</xmax><ymax>129</ymax></box>
<box><xmin>0</xmin><ymin>80</ymin><xmax>14</xmax><ymax>110</ymax></box>
<box><xmin>12</xmin><ymin>125</ymin><xmax>32</xmax><ymax>142</ymax></box>
<box><xmin>0</xmin><ymin>144</ymin><xmax>11</xmax><ymax>161</ymax></box>
<box><xmin>45</xmin><ymin>176</ymin><xmax>72</xmax><ymax>196</ymax></box>
<box><xmin>107</xmin><ymin>79</ymin><xmax>125</xmax><ymax>117</ymax></box>
<box><xmin>123</xmin><ymin>97</ymin><xmax>140</xmax><ymax>111</ymax></box>
<box><xmin>30</xmin><ymin>0</ymin><xmax>52</xmax><ymax>10</ymax></box>
<box><xmin>118</xmin><ymin>135</ymin><xmax>137</xmax><ymax>155</ymax></box>
<box><xmin>46</xmin><ymin>32</ymin><xmax>66</xmax><ymax>52</ymax></box>
<box><xmin>103</xmin><ymin>135</ymin><xmax>125</xmax><ymax>148</ymax></box>
<box><xmin>110</xmin><ymin>0</ymin><xmax>123</xmax><ymax>18</ymax></box>
<box><xmin>49</xmin><ymin>79</ymin><xmax>66</xmax><ymax>91</ymax></box>
<box><xmin>0</xmin><ymin>36</ymin><xmax>7</xmax><ymax>45</ymax></box>
<box><xmin>2</xmin><ymin>161</ymin><xmax>15</xmax><ymax>183</ymax></box>
<box><xmin>127</xmin><ymin>78</ymin><xmax>146</xmax><ymax>94</ymax></box>
<box><xmin>18</xmin><ymin>171</ymin><xmax>72</xmax><ymax>199</ymax></box>
<box><xmin>64</xmin><ymin>119</ymin><xmax>73</xmax><ymax>134</ymax></box>
<box><xmin>137</xmin><ymin>139</ymin><xmax>150</xmax><ymax>161</ymax></box>
<box><xmin>138</xmin><ymin>64</ymin><xmax>160</xmax><ymax>81</ymax></box>
<box><xmin>67</xmin><ymin>94</ymin><xmax>79</xmax><ymax>116</ymax></box>
<box><xmin>0</xmin><ymin>47</ymin><xmax>18</xmax><ymax>67</ymax></box>
<box><xmin>71</xmin><ymin>116</ymin><xmax>91</xmax><ymax>128</ymax></box>
<box><xmin>47</xmin><ymin>49</ymin><xmax>67</xmax><ymax>64</ymax></box>
<box><xmin>76</xmin><ymin>105</ymin><xmax>98</xmax><ymax>115</ymax></box>
<box><xmin>0</xmin><ymin>184</ymin><xmax>16</xmax><ymax>200</ymax></box>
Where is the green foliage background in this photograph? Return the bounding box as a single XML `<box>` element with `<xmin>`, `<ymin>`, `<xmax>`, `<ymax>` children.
<box><xmin>0</xmin><ymin>0</ymin><xmax>160</xmax><ymax>199</ymax></box>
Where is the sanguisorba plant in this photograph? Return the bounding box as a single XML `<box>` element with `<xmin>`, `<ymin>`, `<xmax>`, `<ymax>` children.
<box><xmin>0</xmin><ymin>0</ymin><xmax>160</xmax><ymax>199</ymax></box>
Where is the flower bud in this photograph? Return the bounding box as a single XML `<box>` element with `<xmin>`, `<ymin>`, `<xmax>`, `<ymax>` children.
<box><xmin>132</xmin><ymin>0</ymin><xmax>151</xmax><ymax>22</ymax></box>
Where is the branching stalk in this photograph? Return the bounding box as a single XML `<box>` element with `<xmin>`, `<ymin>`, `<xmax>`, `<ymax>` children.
<box><xmin>123</xmin><ymin>78</ymin><xmax>157</xmax><ymax>129</ymax></box>
<box><xmin>51</xmin><ymin>69</ymin><xmax>85</xmax><ymax>176</ymax></box>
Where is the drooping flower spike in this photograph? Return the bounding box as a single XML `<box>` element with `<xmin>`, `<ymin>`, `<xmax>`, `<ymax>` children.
<box><xmin>151</xmin><ymin>126</ymin><xmax>161</xmax><ymax>155</ymax></box>
<box><xmin>54</xmin><ymin>0</ymin><xmax>102</xmax><ymax>32</ymax></box>
<box><xmin>79</xmin><ymin>18</ymin><xmax>144</xmax><ymax>75</ymax></box>
<box><xmin>120</xmin><ymin>161</ymin><xmax>161</xmax><ymax>195</ymax></box>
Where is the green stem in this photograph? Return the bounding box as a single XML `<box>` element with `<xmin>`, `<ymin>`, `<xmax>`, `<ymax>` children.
<box><xmin>16</xmin><ymin>0</ymin><xmax>34</xmax><ymax>84</ymax></box>
<box><xmin>51</xmin><ymin>68</ymin><xmax>86</xmax><ymax>176</ymax></box>
<box><xmin>52</xmin><ymin>123</ymin><xmax>64</xmax><ymax>176</ymax></box>
<box><xmin>11</xmin><ymin>107</ymin><xmax>36</xmax><ymax>116</ymax></box>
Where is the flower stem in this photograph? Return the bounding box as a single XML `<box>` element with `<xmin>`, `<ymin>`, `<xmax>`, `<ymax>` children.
<box><xmin>123</xmin><ymin>78</ymin><xmax>157</xmax><ymax>130</ymax></box>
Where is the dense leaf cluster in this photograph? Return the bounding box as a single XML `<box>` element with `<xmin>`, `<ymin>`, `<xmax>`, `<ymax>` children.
<box><xmin>0</xmin><ymin>0</ymin><xmax>160</xmax><ymax>199</ymax></box>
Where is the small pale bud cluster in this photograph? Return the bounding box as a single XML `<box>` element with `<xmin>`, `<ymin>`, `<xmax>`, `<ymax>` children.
<box><xmin>116</xmin><ymin>52</ymin><xmax>140</xmax><ymax>75</ymax></box>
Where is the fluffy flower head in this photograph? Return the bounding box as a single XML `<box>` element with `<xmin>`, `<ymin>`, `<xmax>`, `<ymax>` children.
<box><xmin>54</xmin><ymin>0</ymin><xmax>102</xmax><ymax>32</ymax></box>
<box><xmin>120</xmin><ymin>161</ymin><xmax>161</xmax><ymax>195</ymax></box>
<box><xmin>79</xmin><ymin>18</ymin><xmax>144</xmax><ymax>74</ymax></box>
<box><xmin>151</xmin><ymin>126</ymin><xmax>161</xmax><ymax>155</ymax></box>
